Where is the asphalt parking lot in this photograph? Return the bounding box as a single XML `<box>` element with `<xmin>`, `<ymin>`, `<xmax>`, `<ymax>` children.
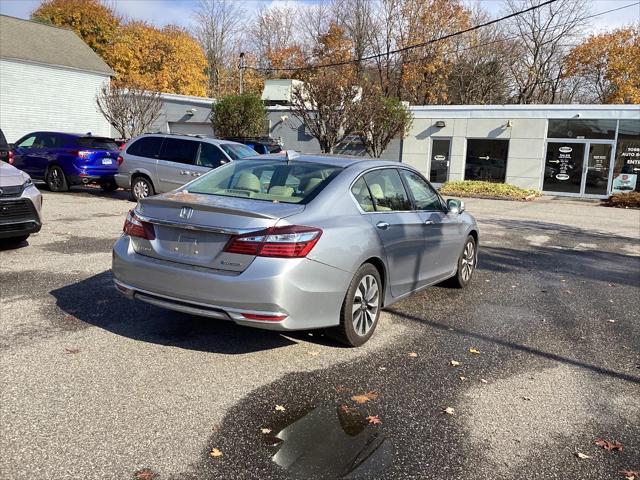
<box><xmin>1</xmin><ymin>188</ymin><xmax>639</xmax><ymax>480</ymax></box>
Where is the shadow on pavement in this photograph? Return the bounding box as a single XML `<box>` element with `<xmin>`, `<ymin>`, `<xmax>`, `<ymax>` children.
<box><xmin>386</xmin><ymin>307</ymin><xmax>640</xmax><ymax>385</ymax></box>
<box><xmin>480</xmin><ymin>244</ymin><xmax>640</xmax><ymax>287</ymax></box>
<box><xmin>49</xmin><ymin>270</ymin><xmax>306</xmax><ymax>354</ymax></box>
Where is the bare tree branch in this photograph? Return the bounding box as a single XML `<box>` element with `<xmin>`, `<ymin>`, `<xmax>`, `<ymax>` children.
<box><xmin>96</xmin><ymin>84</ymin><xmax>162</xmax><ymax>138</ymax></box>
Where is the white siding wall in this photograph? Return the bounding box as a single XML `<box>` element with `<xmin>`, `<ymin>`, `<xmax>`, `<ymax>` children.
<box><xmin>0</xmin><ymin>59</ymin><xmax>111</xmax><ymax>142</ymax></box>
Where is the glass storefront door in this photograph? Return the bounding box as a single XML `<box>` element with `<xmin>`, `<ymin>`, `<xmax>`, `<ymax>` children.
<box><xmin>543</xmin><ymin>141</ymin><xmax>614</xmax><ymax>197</ymax></box>
<box><xmin>430</xmin><ymin>139</ymin><xmax>451</xmax><ymax>184</ymax></box>
<box><xmin>583</xmin><ymin>144</ymin><xmax>613</xmax><ymax>196</ymax></box>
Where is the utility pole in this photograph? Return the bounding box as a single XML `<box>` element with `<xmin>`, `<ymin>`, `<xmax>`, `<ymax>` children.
<box><xmin>239</xmin><ymin>52</ymin><xmax>246</xmax><ymax>94</ymax></box>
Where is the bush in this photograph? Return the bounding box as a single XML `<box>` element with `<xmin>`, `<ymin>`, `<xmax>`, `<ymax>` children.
<box><xmin>604</xmin><ymin>192</ymin><xmax>640</xmax><ymax>209</ymax></box>
<box><xmin>211</xmin><ymin>94</ymin><xmax>266</xmax><ymax>138</ymax></box>
<box><xmin>439</xmin><ymin>181</ymin><xmax>541</xmax><ymax>201</ymax></box>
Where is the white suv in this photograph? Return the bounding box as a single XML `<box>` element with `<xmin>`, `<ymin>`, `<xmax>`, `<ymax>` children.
<box><xmin>115</xmin><ymin>134</ymin><xmax>258</xmax><ymax>201</ymax></box>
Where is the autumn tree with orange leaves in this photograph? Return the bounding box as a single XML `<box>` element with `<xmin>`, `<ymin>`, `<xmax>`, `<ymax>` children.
<box><xmin>32</xmin><ymin>0</ymin><xmax>120</xmax><ymax>59</ymax></box>
<box><xmin>32</xmin><ymin>0</ymin><xmax>208</xmax><ymax>96</ymax></box>
<box><xmin>565</xmin><ymin>26</ymin><xmax>640</xmax><ymax>104</ymax></box>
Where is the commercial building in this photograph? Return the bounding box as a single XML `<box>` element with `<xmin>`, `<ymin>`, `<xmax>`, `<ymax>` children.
<box><xmin>0</xmin><ymin>15</ymin><xmax>113</xmax><ymax>142</ymax></box>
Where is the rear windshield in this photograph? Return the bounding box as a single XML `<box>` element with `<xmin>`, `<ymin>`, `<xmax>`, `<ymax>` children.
<box><xmin>77</xmin><ymin>137</ymin><xmax>119</xmax><ymax>150</ymax></box>
<box><xmin>185</xmin><ymin>160</ymin><xmax>342</xmax><ymax>204</ymax></box>
<box><xmin>219</xmin><ymin>143</ymin><xmax>258</xmax><ymax>160</ymax></box>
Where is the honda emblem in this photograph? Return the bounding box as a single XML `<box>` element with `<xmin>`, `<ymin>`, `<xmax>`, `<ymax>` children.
<box><xmin>179</xmin><ymin>206</ymin><xmax>194</xmax><ymax>220</ymax></box>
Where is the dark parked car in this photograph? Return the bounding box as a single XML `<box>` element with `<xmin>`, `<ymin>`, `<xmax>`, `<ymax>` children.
<box><xmin>0</xmin><ymin>128</ymin><xmax>10</xmax><ymax>163</ymax></box>
<box><xmin>10</xmin><ymin>132</ymin><xmax>120</xmax><ymax>192</ymax></box>
<box><xmin>225</xmin><ymin>137</ymin><xmax>282</xmax><ymax>155</ymax></box>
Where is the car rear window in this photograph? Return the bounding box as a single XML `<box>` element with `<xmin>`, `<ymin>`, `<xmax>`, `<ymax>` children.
<box><xmin>185</xmin><ymin>160</ymin><xmax>342</xmax><ymax>204</ymax></box>
<box><xmin>220</xmin><ymin>143</ymin><xmax>258</xmax><ymax>160</ymax></box>
<box><xmin>76</xmin><ymin>137</ymin><xmax>119</xmax><ymax>150</ymax></box>
<box><xmin>126</xmin><ymin>136</ymin><xmax>164</xmax><ymax>158</ymax></box>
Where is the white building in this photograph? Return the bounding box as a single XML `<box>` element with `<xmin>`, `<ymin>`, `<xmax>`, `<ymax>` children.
<box><xmin>0</xmin><ymin>15</ymin><xmax>113</xmax><ymax>142</ymax></box>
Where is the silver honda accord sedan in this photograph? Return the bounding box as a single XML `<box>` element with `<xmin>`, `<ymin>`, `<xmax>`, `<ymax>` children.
<box><xmin>112</xmin><ymin>154</ymin><xmax>478</xmax><ymax>346</ymax></box>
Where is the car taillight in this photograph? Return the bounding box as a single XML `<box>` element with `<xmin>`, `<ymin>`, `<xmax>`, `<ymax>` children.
<box><xmin>123</xmin><ymin>210</ymin><xmax>155</xmax><ymax>240</ymax></box>
<box><xmin>224</xmin><ymin>225</ymin><xmax>322</xmax><ymax>258</ymax></box>
<box><xmin>8</xmin><ymin>151</ymin><xmax>14</xmax><ymax>164</ymax></box>
<box><xmin>117</xmin><ymin>155</ymin><xmax>124</xmax><ymax>167</ymax></box>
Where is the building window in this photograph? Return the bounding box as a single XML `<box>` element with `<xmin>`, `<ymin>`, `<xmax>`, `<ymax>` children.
<box><xmin>465</xmin><ymin>139</ymin><xmax>509</xmax><ymax>183</ymax></box>
<box><xmin>430</xmin><ymin>139</ymin><xmax>450</xmax><ymax>184</ymax></box>
<box><xmin>547</xmin><ymin>119</ymin><xmax>617</xmax><ymax>140</ymax></box>
<box><xmin>612</xmin><ymin>119</ymin><xmax>640</xmax><ymax>193</ymax></box>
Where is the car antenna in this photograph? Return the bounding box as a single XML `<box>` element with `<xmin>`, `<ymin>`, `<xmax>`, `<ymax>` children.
<box><xmin>285</xmin><ymin>150</ymin><xmax>299</xmax><ymax>164</ymax></box>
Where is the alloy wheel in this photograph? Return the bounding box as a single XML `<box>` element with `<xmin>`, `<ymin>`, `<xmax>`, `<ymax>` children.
<box><xmin>49</xmin><ymin>168</ymin><xmax>63</xmax><ymax>190</ymax></box>
<box><xmin>133</xmin><ymin>180</ymin><xmax>149</xmax><ymax>199</ymax></box>
<box><xmin>351</xmin><ymin>274</ymin><xmax>379</xmax><ymax>336</ymax></box>
<box><xmin>460</xmin><ymin>241</ymin><xmax>475</xmax><ymax>282</ymax></box>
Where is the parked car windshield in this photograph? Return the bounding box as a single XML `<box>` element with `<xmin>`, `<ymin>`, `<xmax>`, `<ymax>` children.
<box><xmin>219</xmin><ymin>143</ymin><xmax>259</xmax><ymax>160</ymax></box>
<box><xmin>76</xmin><ymin>137</ymin><xmax>119</xmax><ymax>150</ymax></box>
<box><xmin>185</xmin><ymin>160</ymin><xmax>342</xmax><ymax>204</ymax></box>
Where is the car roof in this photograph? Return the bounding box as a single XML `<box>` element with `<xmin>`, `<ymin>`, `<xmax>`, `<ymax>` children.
<box><xmin>250</xmin><ymin>153</ymin><xmax>404</xmax><ymax>169</ymax></box>
<box><xmin>140</xmin><ymin>132</ymin><xmax>244</xmax><ymax>146</ymax></box>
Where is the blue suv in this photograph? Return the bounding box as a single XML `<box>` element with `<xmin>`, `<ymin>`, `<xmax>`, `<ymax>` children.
<box><xmin>10</xmin><ymin>132</ymin><xmax>120</xmax><ymax>192</ymax></box>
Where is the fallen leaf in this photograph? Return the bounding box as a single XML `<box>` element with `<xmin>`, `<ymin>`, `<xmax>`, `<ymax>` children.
<box><xmin>574</xmin><ymin>452</ymin><xmax>591</xmax><ymax>460</ymax></box>
<box><xmin>64</xmin><ymin>348</ymin><xmax>80</xmax><ymax>354</ymax></box>
<box><xmin>339</xmin><ymin>404</ymin><xmax>357</xmax><ymax>414</ymax></box>
<box><xmin>480</xmin><ymin>379</ymin><xmax>488</xmax><ymax>384</ymax></box>
<box><xmin>620</xmin><ymin>470</ymin><xmax>638</xmax><ymax>480</ymax></box>
<box><xmin>444</xmin><ymin>407</ymin><xmax>455</xmax><ymax>415</ymax></box>
<box><xmin>595</xmin><ymin>439</ymin><xmax>624</xmax><ymax>451</ymax></box>
<box><xmin>450</xmin><ymin>360</ymin><xmax>461</xmax><ymax>366</ymax></box>
<box><xmin>209</xmin><ymin>448</ymin><xmax>223</xmax><ymax>457</ymax></box>
<box><xmin>607</xmin><ymin>319</ymin><xmax>616</xmax><ymax>323</ymax></box>
<box><xmin>307</xmin><ymin>350</ymin><xmax>320</xmax><ymax>356</ymax></box>
<box><xmin>275</xmin><ymin>405</ymin><xmax>286</xmax><ymax>412</ymax></box>
<box><xmin>459</xmin><ymin>376</ymin><xmax>467</xmax><ymax>381</ymax></box>
<box><xmin>469</xmin><ymin>348</ymin><xmax>481</xmax><ymax>354</ymax></box>
<box><xmin>260</xmin><ymin>428</ymin><xmax>271</xmax><ymax>434</ymax></box>
<box><xmin>407</xmin><ymin>352</ymin><xmax>418</xmax><ymax>358</ymax></box>
<box><xmin>366</xmin><ymin>415</ymin><xmax>382</xmax><ymax>425</ymax></box>
<box><xmin>134</xmin><ymin>469</ymin><xmax>158</xmax><ymax>480</ymax></box>
<box><xmin>351</xmin><ymin>391</ymin><xmax>379</xmax><ymax>404</ymax></box>
<box><xmin>378</xmin><ymin>366</ymin><xmax>387</xmax><ymax>371</ymax></box>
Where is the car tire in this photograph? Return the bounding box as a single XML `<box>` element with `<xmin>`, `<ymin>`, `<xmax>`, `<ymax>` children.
<box><xmin>447</xmin><ymin>235</ymin><xmax>477</xmax><ymax>289</ymax></box>
<box><xmin>328</xmin><ymin>263</ymin><xmax>382</xmax><ymax>347</ymax></box>
<box><xmin>46</xmin><ymin>166</ymin><xmax>69</xmax><ymax>192</ymax></box>
<box><xmin>131</xmin><ymin>176</ymin><xmax>154</xmax><ymax>202</ymax></box>
<box><xmin>100</xmin><ymin>181</ymin><xmax>118</xmax><ymax>192</ymax></box>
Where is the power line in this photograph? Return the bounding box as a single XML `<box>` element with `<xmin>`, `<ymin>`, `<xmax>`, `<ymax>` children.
<box><xmin>245</xmin><ymin>0</ymin><xmax>639</xmax><ymax>73</ymax></box>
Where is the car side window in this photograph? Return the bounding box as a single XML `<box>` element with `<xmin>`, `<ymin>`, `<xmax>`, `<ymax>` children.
<box><xmin>17</xmin><ymin>135</ymin><xmax>38</xmax><ymax>149</ymax></box>
<box><xmin>363</xmin><ymin>169</ymin><xmax>412</xmax><ymax>211</ymax></box>
<box><xmin>158</xmin><ymin>138</ymin><xmax>199</xmax><ymax>165</ymax></box>
<box><xmin>126</xmin><ymin>137</ymin><xmax>163</xmax><ymax>158</ymax></box>
<box><xmin>351</xmin><ymin>177</ymin><xmax>375</xmax><ymax>212</ymax></box>
<box><xmin>400</xmin><ymin>170</ymin><xmax>443</xmax><ymax>211</ymax></box>
<box><xmin>37</xmin><ymin>133</ymin><xmax>60</xmax><ymax>149</ymax></box>
<box><xmin>197</xmin><ymin>143</ymin><xmax>226</xmax><ymax>168</ymax></box>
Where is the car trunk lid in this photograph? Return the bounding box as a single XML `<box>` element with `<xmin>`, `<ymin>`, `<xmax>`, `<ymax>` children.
<box><xmin>132</xmin><ymin>191</ymin><xmax>305</xmax><ymax>272</ymax></box>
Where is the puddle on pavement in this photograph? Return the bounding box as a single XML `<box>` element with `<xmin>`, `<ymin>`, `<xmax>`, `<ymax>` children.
<box><xmin>266</xmin><ymin>404</ymin><xmax>393</xmax><ymax>479</ymax></box>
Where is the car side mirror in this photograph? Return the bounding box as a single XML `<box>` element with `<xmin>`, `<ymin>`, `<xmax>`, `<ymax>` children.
<box><xmin>447</xmin><ymin>198</ymin><xmax>465</xmax><ymax>214</ymax></box>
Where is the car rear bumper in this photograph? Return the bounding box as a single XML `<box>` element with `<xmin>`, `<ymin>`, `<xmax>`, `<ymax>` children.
<box><xmin>115</xmin><ymin>173</ymin><xmax>130</xmax><ymax>189</ymax></box>
<box><xmin>68</xmin><ymin>173</ymin><xmax>116</xmax><ymax>186</ymax></box>
<box><xmin>111</xmin><ymin>235</ymin><xmax>352</xmax><ymax>330</ymax></box>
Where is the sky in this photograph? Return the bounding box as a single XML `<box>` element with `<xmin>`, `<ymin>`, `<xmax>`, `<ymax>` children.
<box><xmin>0</xmin><ymin>0</ymin><xmax>638</xmax><ymax>33</ymax></box>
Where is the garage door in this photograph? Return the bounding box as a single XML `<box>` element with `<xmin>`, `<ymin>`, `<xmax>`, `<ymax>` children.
<box><xmin>168</xmin><ymin>122</ymin><xmax>213</xmax><ymax>136</ymax></box>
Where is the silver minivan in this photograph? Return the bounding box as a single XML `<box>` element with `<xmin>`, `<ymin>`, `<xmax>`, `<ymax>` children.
<box><xmin>115</xmin><ymin>133</ymin><xmax>258</xmax><ymax>201</ymax></box>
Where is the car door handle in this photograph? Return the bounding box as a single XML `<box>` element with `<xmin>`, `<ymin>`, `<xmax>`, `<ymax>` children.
<box><xmin>193</xmin><ymin>172</ymin><xmax>201</xmax><ymax>177</ymax></box>
<box><xmin>376</xmin><ymin>221</ymin><xmax>390</xmax><ymax>230</ymax></box>
<box><xmin>180</xmin><ymin>170</ymin><xmax>191</xmax><ymax>175</ymax></box>
<box><xmin>424</xmin><ymin>220</ymin><xmax>434</xmax><ymax>225</ymax></box>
